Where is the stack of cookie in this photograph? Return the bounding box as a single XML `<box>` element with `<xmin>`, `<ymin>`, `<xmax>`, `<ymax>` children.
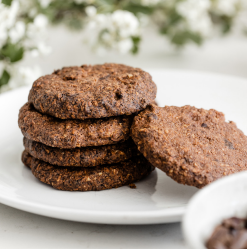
<box><xmin>18</xmin><ymin>63</ymin><xmax>157</xmax><ymax>191</ymax></box>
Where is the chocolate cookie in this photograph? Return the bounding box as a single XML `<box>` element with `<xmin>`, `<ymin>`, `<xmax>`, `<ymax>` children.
<box><xmin>23</xmin><ymin>137</ymin><xmax>139</xmax><ymax>167</ymax></box>
<box><xmin>28</xmin><ymin>63</ymin><xmax>157</xmax><ymax>120</ymax></box>
<box><xmin>131</xmin><ymin>105</ymin><xmax>247</xmax><ymax>188</ymax></box>
<box><xmin>22</xmin><ymin>150</ymin><xmax>31</xmax><ymax>169</ymax></box>
<box><xmin>18</xmin><ymin>103</ymin><xmax>132</xmax><ymax>148</ymax></box>
<box><xmin>22</xmin><ymin>151</ymin><xmax>154</xmax><ymax>191</ymax></box>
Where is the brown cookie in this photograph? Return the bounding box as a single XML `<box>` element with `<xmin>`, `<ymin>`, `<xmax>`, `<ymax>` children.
<box><xmin>131</xmin><ymin>105</ymin><xmax>247</xmax><ymax>188</ymax></box>
<box><xmin>18</xmin><ymin>103</ymin><xmax>132</xmax><ymax>148</ymax></box>
<box><xmin>22</xmin><ymin>150</ymin><xmax>31</xmax><ymax>169</ymax></box>
<box><xmin>23</xmin><ymin>137</ymin><xmax>139</xmax><ymax>167</ymax></box>
<box><xmin>28</xmin><ymin>63</ymin><xmax>157</xmax><ymax>120</ymax></box>
<box><xmin>22</xmin><ymin>151</ymin><xmax>155</xmax><ymax>191</ymax></box>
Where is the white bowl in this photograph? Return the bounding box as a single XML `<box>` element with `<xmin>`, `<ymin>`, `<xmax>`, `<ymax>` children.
<box><xmin>182</xmin><ymin>171</ymin><xmax>247</xmax><ymax>249</ymax></box>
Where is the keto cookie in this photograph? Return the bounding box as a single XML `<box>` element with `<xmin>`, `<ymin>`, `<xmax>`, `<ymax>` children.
<box><xmin>22</xmin><ymin>151</ymin><xmax>155</xmax><ymax>191</ymax></box>
<box><xmin>21</xmin><ymin>150</ymin><xmax>31</xmax><ymax>169</ymax></box>
<box><xmin>28</xmin><ymin>63</ymin><xmax>157</xmax><ymax>120</ymax></box>
<box><xmin>23</xmin><ymin>137</ymin><xmax>139</xmax><ymax>167</ymax></box>
<box><xmin>131</xmin><ymin>105</ymin><xmax>247</xmax><ymax>188</ymax></box>
<box><xmin>18</xmin><ymin>103</ymin><xmax>132</xmax><ymax>148</ymax></box>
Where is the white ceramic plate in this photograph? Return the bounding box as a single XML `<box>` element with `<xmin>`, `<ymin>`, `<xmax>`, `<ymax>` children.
<box><xmin>0</xmin><ymin>69</ymin><xmax>246</xmax><ymax>225</ymax></box>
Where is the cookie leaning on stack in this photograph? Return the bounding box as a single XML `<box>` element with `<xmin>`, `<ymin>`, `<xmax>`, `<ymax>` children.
<box><xmin>131</xmin><ymin>104</ymin><xmax>247</xmax><ymax>188</ymax></box>
<box><xmin>18</xmin><ymin>63</ymin><xmax>157</xmax><ymax>191</ymax></box>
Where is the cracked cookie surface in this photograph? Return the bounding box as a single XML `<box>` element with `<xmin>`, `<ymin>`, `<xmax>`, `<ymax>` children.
<box><xmin>28</xmin><ymin>63</ymin><xmax>157</xmax><ymax>120</ymax></box>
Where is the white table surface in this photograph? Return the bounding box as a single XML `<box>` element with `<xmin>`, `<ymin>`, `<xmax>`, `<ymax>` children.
<box><xmin>1</xmin><ymin>27</ymin><xmax>247</xmax><ymax>249</ymax></box>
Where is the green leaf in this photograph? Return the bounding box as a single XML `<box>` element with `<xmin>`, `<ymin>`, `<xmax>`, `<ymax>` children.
<box><xmin>171</xmin><ymin>31</ymin><xmax>202</xmax><ymax>47</ymax></box>
<box><xmin>2</xmin><ymin>0</ymin><xmax>13</xmax><ymax>6</ymax></box>
<box><xmin>0</xmin><ymin>43</ymin><xmax>24</xmax><ymax>63</ymax></box>
<box><xmin>124</xmin><ymin>4</ymin><xmax>154</xmax><ymax>15</ymax></box>
<box><xmin>131</xmin><ymin>36</ymin><xmax>141</xmax><ymax>54</ymax></box>
<box><xmin>0</xmin><ymin>70</ymin><xmax>10</xmax><ymax>87</ymax></box>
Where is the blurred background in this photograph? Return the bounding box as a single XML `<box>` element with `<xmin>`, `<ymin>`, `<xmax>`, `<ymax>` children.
<box><xmin>0</xmin><ymin>0</ymin><xmax>247</xmax><ymax>92</ymax></box>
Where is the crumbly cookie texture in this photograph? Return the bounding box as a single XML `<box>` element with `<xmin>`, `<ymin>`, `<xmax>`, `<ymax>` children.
<box><xmin>22</xmin><ymin>151</ymin><xmax>155</xmax><ymax>191</ymax></box>
<box><xmin>28</xmin><ymin>63</ymin><xmax>157</xmax><ymax>120</ymax></box>
<box><xmin>22</xmin><ymin>150</ymin><xmax>31</xmax><ymax>169</ymax></box>
<box><xmin>18</xmin><ymin>103</ymin><xmax>133</xmax><ymax>148</ymax></box>
<box><xmin>23</xmin><ymin>137</ymin><xmax>139</xmax><ymax>167</ymax></box>
<box><xmin>131</xmin><ymin>105</ymin><xmax>247</xmax><ymax>188</ymax></box>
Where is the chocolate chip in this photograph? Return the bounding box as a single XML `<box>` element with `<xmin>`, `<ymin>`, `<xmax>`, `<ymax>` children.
<box><xmin>115</xmin><ymin>90</ymin><xmax>123</xmax><ymax>100</ymax></box>
<box><xmin>223</xmin><ymin>217</ymin><xmax>246</xmax><ymax>230</ymax></box>
<box><xmin>201</xmin><ymin>123</ymin><xmax>209</xmax><ymax>128</ymax></box>
<box><xmin>63</xmin><ymin>76</ymin><xmax>76</xmax><ymax>81</ymax></box>
<box><xmin>224</xmin><ymin>139</ymin><xmax>235</xmax><ymax>150</ymax></box>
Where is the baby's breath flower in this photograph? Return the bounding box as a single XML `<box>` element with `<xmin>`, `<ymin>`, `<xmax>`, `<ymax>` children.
<box><xmin>27</xmin><ymin>14</ymin><xmax>48</xmax><ymax>38</ymax></box>
<box><xmin>214</xmin><ymin>0</ymin><xmax>239</xmax><ymax>16</ymax></box>
<box><xmin>85</xmin><ymin>10</ymin><xmax>140</xmax><ymax>54</ymax></box>
<box><xmin>116</xmin><ymin>38</ymin><xmax>133</xmax><ymax>54</ymax></box>
<box><xmin>85</xmin><ymin>6</ymin><xmax>97</xmax><ymax>17</ymax></box>
<box><xmin>110</xmin><ymin>10</ymin><xmax>139</xmax><ymax>38</ymax></box>
<box><xmin>176</xmin><ymin>0</ymin><xmax>212</xmax><ymax>37</ymax></box>
<box><xmin>0</xmin><ymin>0</ymin><xmax>20</xmax><ymax>46</ymax></box>
<box><xmin>9</xmin><ymin>21</ymin><xmax>25</xmax><ymax>43</ymax></box>
<box><xmin>8</xmin><ymin>65</ymin><xmax>42</xmax><ymax>89</ymax></box>
<box><xmin>39</xmin><ymin>0</ymin><xmax>52</xmax><ymax>8</ymax></box>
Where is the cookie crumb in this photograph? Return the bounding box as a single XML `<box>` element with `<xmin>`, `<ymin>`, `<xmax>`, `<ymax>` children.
<box><xmin>129</xmin><ymin>183</ymin><xmax>136</xmax><ymax>189</ymax></box>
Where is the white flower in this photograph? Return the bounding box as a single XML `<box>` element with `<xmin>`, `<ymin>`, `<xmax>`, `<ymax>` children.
<box><xmin>115</xmin><ymin>38</ymin><xmax>133</xmax><ymax>54</ymax></box>
<box><xmin>85</xmin><ymin>6</ymin><xmax>97</xmax><ymax>17</ymax></box>
<box><xmin>176</xmin><ymin>0</ymin><xmax>212</xmax><ymax>36</ymax></box>
<box><xmin>214</xmin><ymin>0</ymin><xmax>239</xmax><ymax>16</ymax></box>
<box><xmin>177</xmin><ymin>0</ymin><xmax>211</xmax><ymax>19</ymax></box>
<box><xmin>235</xmin><ymin>8</ymin><xmax>247</xmax><ymax>31</ymax></box>
<box><xmin>30</xmin><ymin>49</ymin><xmax>39</xmax><ymax>57</ymax></box>
<box><xmin>85</xmin><ymin>10</ymin><xmax>140</xmax><ymax>54</ymax></box>
<box><xmin>33</xmin><ymin>14</ymin><xmax>48</xmax><ymax>29</ymax></box>
<box><xmin>86</xmin><ymin>10</ymin><xmax>140</xmax><ymax>37</ymax></box>
<box><xmin>5</xmin><ymin>0</ymin><xmax>19</xmax><ymax>29</ymax></box>
<box><xmin>8</xmin><ymin>65</ymin><xmax>42</xmax><ymax>89</ymax></box>
<box><xmin>0</xmin><ymin>0</ymin><xmax>20</xmax><ymax>46</ymax></box>
<box><xmin>110</xmin><ymin>10</ymin><xmax>139</xmax><ymax>38</ymax></box>
<box><xmin>39</xmin><ymin>0</ymin><xmax>52</xmax><ymax>8</ymax></box>
<box><xmin>30</xmin><ymin>42</ymin><xmax>52</xmax><ymax>57</ymax></box>
<box><xmin>9</xmin><ymin>21</ymin><xmax>25</xmax><ymax>43</ymax></box>
<box><xmin>27</xmin><ymin>14</ymin><xmax>48</xmax><ymax>38</ymax></box>
<box><xmin>101</xmin><ymin>32</ymin><xmax>112</xmax><ymax>43</ymax></box>
<box><xmin>18</xmin><ymin>66</ymin><xmax>42</xmax><ymax>85</ymax></box>
<box><xmin>188</xmin><ymin>14</ymin><xmax>212</xmax><ymax>36</ymax></box>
